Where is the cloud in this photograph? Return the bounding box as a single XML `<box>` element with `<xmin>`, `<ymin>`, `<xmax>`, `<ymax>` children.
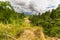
<box><xmin>7</xmin><ymin>0</ymin><xmax>60</xmax><ymax>14</ymax></box>
<box><xmin>0</xmin><ymin>0</ymin><xmax>7</xmax><ymax>1</ymax></box>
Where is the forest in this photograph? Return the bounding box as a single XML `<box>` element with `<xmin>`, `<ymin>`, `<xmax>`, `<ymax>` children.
<box><xmin>0</xmin><ymin>1</ymin><xmax>60</xmax><ymax>40</ymax></box>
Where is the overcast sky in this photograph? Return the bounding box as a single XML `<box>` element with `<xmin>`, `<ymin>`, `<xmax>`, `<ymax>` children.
<box><xmin>1</xmin><ymin>0</ymin><xmax>60</xmax><ymax>14</ymax></box>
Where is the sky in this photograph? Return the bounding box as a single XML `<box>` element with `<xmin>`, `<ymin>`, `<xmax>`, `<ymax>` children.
<box><xmin>0</xmin><ymin>0</ymin><xmax>60</xmax><ymax>14</ymax></box>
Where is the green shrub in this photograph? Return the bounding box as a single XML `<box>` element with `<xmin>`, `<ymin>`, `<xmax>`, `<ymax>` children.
<box><xmin>29</xmin><ymin>5</ymin><xmax>60</xmax><ymax>37</ymax></box>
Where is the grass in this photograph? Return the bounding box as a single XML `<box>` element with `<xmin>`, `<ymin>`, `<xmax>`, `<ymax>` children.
<box><xmin>0</xmin><ymin>13</ymin><xmax>60</xmax><ymax>40</ymax></box>
<box><xmin>0</xmin><ymin>17</ymin><xmax>31</xmax><ymax>40</ymax></box>
<box><xmin>0</xmin><ymin>17</ymin><xmax>46</xmax><ymax>40</ymax></box>
<box><xmin>0</xmin><ymin>19</ymin><xmax>59</xmax><ymax>40</ymax></box>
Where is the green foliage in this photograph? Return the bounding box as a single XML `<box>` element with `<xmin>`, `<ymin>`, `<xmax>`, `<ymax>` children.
<box><xmin>0</xmin><ymin>1</ymin><xmax>26</xmax><ymax>40</ymax></box>
<box><xmin>0</xmin><ymin>1</ymin><xmax>60</xmax><ymax>40</ymax></box>
<box><xmin>29</xmin><ymin>5</ymin><xmax>60</xmax><ymax>37</ymax></box>
<box><xmin>0</xmin><ymin>1</ymin><xmax>25</xmax><ymax>24</ymax></box>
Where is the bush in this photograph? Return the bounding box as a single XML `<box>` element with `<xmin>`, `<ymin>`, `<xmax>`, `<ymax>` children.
<box><xmin>0</xmin><ymin>1</ymin><xmax>25</xmax><ymax>24</ymax></box>
<box><xmin>29</xmin><ymin>5</ymin><xmax>60</xmax><ymax>37</ymax></box>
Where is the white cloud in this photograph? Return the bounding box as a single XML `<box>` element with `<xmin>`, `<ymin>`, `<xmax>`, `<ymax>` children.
<box><xmin>2</xmin><ymin>0</ymin><xmax>60</xmax><ymax>14</ymax></box>
<box><xmin>0</xmin><ymin>0</ymin><xmax>7</xmax><ymax>1</ymax></box>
